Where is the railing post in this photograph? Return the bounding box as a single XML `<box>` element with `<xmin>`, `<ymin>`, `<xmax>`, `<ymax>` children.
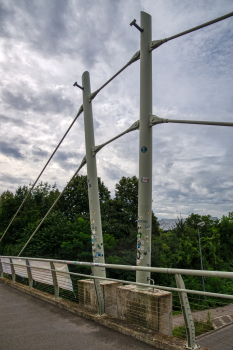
<box><xmin>26</xmin><ymin>259</ymin><xmax>33</xmax><ymax>289</ymax></box>
<box><xmin>82</xmin><ymin>71</ymin><xmax>106</xmax><ymax>279</ymax></box>
<box><xmin>0</xmin><ymin>259</ymin><xmax>3</xmax><ymax>277</ymax></box>
<box><xmin>136</xmin><ymin>11</ymin><xmax>153</xmax><ymax>288</ymax></box>
<box><xmin>9</xmin><ymin>258</ymin><xmax>16</xmax><ymax>282</ymax></box>
<box><xmin>175</xmin><ymin>274</ymin><xmax>199</xmax><ymax>349</ymax></box>
<box><xmin>50</xmin><ymin>262</ymin><xmax>59</xmax><ymax>299</ymax></box>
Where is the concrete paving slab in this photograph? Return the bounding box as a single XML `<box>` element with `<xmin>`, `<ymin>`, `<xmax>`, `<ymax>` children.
<box><xmin>197</xmin><ymin>324</ymin><xmax>233</xmax><ymax>350</ymax></box>
<box><xmin>173</xmin><ymin>304</ymin><xmax>233</xmax><ymax>330</ymax></box>
<box><xmin>0</xmin><ymin>282</ymin><xmax>159</xmax><ymax>350</ymax></box>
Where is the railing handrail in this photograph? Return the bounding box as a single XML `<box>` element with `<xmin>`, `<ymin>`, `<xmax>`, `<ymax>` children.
<box><xmin>1</xmin><ymin>255</ymin><xmax>233</xmax><ymax>279</ymax></box>
<box><xmin>1</xmin><ymin>256</ymin><xmax>233</xmax><ymax>301</ymax></box>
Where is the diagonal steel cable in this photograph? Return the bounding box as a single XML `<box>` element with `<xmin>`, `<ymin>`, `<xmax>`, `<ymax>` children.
<box><xmin>17</xmin><ymin>156</ymin><xmax>86</xmax><ymax>257</ymax></box>
<box><xmin>89</xmin><ymin>50</ymin><xmax>140</xmax><ymax>102</ymax></box>
<box><xmin>150</xmin><ymin>11</ymin><xmax>233</xmax><ymax>51</ymax></box>
<box><xmin>0</xmin><ymin>105</ymin><xmax>83</xmax><ymax>243</ymax></box>
<box><xmin>5</xmin><ymin>11</ymin><xmax>232</xmax><ymax>246</ymax></box>
<box><xmin>1</xmin><ymin>50</ymin><xmax>141</xmax><ymax>243</ymax></box>
<box><xmin>1</xmin><ymin>50</ymin><xmax>139</xmax><ymax>244</ymax></box>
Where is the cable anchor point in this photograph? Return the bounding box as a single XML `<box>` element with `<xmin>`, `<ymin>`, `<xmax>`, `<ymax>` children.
<box><xmin>73</xmin><ymin>82</ymin><xmax>84</xmax><ymax>90</ymax></box>
<box><xmin>130</xmin><ymin>19</ymin><xmax>144</xmax><ymax>33</ymax></box>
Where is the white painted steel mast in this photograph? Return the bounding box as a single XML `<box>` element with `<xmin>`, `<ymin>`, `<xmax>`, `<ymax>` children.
<box><xmin>82</xmin><ymin>71</ymin><xmax>106</xmax><ymax>279</ymax></box>
<box><xmin>136</xmin><ymin>11</ymin><xmax>153</xmax><ymax>287</ymax></box>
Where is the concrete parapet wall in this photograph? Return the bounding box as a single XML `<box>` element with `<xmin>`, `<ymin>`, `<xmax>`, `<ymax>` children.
<box><xmin>78</xmin><ymin>280</ymin><xmax>172</xmax><ymax>336</ymax></box>
<box><xmin>78</xmin><ymin>279</ymin><xmax>122</xmax><ymax>317</ymax></box>
<box><xmin>116</xmin><ymin>284</ymin><xmax>172</xmax><ymax>336</ymax></box>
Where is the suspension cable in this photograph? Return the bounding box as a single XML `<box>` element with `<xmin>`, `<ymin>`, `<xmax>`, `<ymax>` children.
<box><xmin>150</xmin><ymin>11</ymin><xmax>233</xmax><ymax>51</ymax></box>
<box><xmin>17</xmin><ymin>156</ymin><xmax>86</xmax><ymax>257</ymax></box>
<box><xmin>89</xmin><ymin>50</ymin><xmax>140</xmax><ymax>102</ymax></box>
<box><xmin>0</xmin><ymin>105</ymin><xmax>83</xmax><ymax>243</ymax></box>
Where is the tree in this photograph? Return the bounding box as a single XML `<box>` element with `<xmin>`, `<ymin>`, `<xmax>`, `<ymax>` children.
<box><xmin>59</xmin><ymin>175</ymin><xmax>111</xmax><ymax>221</ymax></box>
<box><xmin>0</xmin><ymin>182</ymin><xmax>60</xmax><ymax>255</ymax></box>
<box><xmin>218</xmin><ymin>212</ymin><xmax>233</xmax><ymax>264</ymax></box>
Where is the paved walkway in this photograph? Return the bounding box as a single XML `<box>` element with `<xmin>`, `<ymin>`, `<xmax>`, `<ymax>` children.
<box><xmin>0</xmin><ymin>283</ymin><xmax>158</xmax><ymax>350</ymax></box>
<box><xmin>197</xmin><ymin>324</ymin><xmax>233</xmax><ymax>350</ymax></box>
<box><xmin>173</xmin><ymin>304</ymin><xmax>233</xmax><ymax>349</ymax></box>
<box><xmin>173</xmin><ymin>304</ymin><xmax>233</xmax><ymax>330</ymax></box>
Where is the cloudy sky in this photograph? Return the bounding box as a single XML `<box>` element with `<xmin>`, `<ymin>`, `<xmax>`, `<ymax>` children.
<box><xmin>0</xmin><ymin>0</ymin><xmax>232</xmax><ymax>219</ymax></box>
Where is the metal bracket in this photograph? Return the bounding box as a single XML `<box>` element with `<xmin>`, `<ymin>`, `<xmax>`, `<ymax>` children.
<box><xmin>9</xmin><ymin>258</ymin><xmax>16</xmax><ymax>282</ymax></box>
<box><xmin>129</xmin><ymin>120</ymin><xmax>140</xmax><ymax>130</ymax></box>
<box><xmin>128</xmin><ymin>50</ymin><xmax>140</xmax><ymax>65</ymax></box>
<box><xmin>89</xmin><ymin>90</ymin><xmax>99</xmax><ymax>103</ymax></box>
<box><xmin>150</xmin><ymin>114</ymin><xmax>168</xmax><ymax>126</ymax></box>
<box><xmin>149</xmin><ymin>39</ymin><xmax>167</xmax><ymax>51</ymax></box>
<box><xmin>77</xmin><ymin>104</ymin><xmax>83</xmax><ymax>116</ymax></box>
<box><xmin>92</xmin><ymin>267</ymin><xmax>105</xmax><ymax>316</ymax></box>
<box><xmin>175</xmin><ymin>274</ymin><xmax>200</xmax><ymax>349</ymax></box>
<box><xmin>26</xmin><ymin>259</ymin><xmax>33</xmax><ymax>290</ymax></box>
<box><xmin>92</xmin><ymin>144</ymin><xmax>102</xmax><ymax>156</ymax></box>
<box><xmin>73</xmin><ymin>82</ymin><xmax>84</xmax><ymax>90</ymax></box>
<box><xmin>130</xmin><ymin>19</ymin><xmax>144</xmax><ymax>33</ymax></box>
<box><xmin>51</xmin><ymin>262</ymin><xmax>59</xmax><ymax>299</ymax></box>
<box><xmin>78</xmin><ymin>156</ymin><xmax>87</xmax><ymax>170</ymax></box>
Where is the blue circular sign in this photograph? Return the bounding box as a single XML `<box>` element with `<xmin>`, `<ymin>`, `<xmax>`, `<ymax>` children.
<box><xmin>141</xmin><ymin>146</ymin><xmax>147</xmax><ymax>153</ymax></box>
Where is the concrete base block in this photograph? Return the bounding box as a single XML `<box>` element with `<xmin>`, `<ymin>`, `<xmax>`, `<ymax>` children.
<box><xmin>116</xmin><ymin>285</ymin><xmax>172</xmax><ymax>336</ymax></box>
<box><xmin>78</xmin><ymin>279</ymin><xmax>122</xmax><ymax>317</ymax></box>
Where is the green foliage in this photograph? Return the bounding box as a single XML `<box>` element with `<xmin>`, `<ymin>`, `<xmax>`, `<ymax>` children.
<box><xmin>0</xmin><ymin>182</ymin><xmax>60</xmax><ymax>252</ymax></box>
<box><xmin>59</xmin><ymin>175</ymin><xmax>110</xmax><ymax>221</ymax></box>
<box><xmin>173</xmin><ymin>311</ymin><xmax>214</xmax><ymax>339</ymax></box>
<box><xmin>0</xmin><ymin>177</ymin><xmax>233</xmax><ymax>300</ymax></box>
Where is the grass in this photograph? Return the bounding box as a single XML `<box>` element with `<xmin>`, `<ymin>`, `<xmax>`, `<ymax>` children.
<box><xmin>173</xmin><ymin>310</ymin><xmax>182</xmax><ymax>316</ymax></box>
<box><xmin>173</xmin><ymin>311</ymin><xmax>214</xmax><ymax>339</ymax></box>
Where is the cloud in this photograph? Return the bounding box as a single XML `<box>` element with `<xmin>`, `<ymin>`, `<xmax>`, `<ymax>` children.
<box><xmin>0</xmin><ymin>0</ymin><xmax>232</xmax><ymax>220</ymax></box>
<box><xmin>0</xmin><ymin>141</ymin><xmax>24</xmax><ymax>159</ymax></box>
<box><xmin>31</xmin><ymin>147</ymin><xmax>48</xmax><ymax>159</ymax></box>
<box><xmin>0</xmin><ymin>173</ymin><xmax>25</xmax><ymax>185</ymax></box>
<box><xmin>2</xmin><ymin>87</ymin><xmax>74</xmax><ymax>114</ymax></box>
<box><xmin>0</xmin><ymin>114</ymin><xmax>28</xmax><ymax>128</ymax></box>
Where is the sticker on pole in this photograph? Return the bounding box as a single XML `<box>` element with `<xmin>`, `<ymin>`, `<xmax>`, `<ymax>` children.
<box><xmin>141</xmin><ymin>177</ymin><xmax>149</xmax><ymax>183</ymax></box>
<box><xmin>141</xmin><ymin>146</ymin><xmax>147</xmax><ymax>153</ymax></box>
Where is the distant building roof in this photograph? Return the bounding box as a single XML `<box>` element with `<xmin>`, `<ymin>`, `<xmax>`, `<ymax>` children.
<box><xmin>158</xmin><ymin>219</ymin><xmax>180</xmax><ymax>232</ymax></box>
<box><xmin>159</xmin><ymin>217</ymin><xmax>219</xmax><ymax>232</ymax></box>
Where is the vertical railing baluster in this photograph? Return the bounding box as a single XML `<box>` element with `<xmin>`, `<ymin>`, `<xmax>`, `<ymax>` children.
<box><xmin>0</xmin><ymin>258</ymin><xmax>3</xmax><ymax>278</ymax></box>
<box><xmin>175</xmin><ymin>274</ymin><xmax>198</xmax><ymax>349</ymax></box>
<box><xmin>9</xmin><ymin>258</ymin><xmax>16</xmax><ymax>282</ymax></box>
<box><xmin>50</xmin><ymin>262</ymin><xmax>59</xmax><ymax>299</ymax></box>
<box><xmin>26</xmin><ymin>259</ymin><xmax>33</xmax><ymax>289</ymax></box>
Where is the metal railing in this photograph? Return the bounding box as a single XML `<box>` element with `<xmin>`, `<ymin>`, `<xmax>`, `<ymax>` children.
<box><xmin>1</xmin><ymin>256</ymin><xmax>233</xmax><ymax>349</ymax></box>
